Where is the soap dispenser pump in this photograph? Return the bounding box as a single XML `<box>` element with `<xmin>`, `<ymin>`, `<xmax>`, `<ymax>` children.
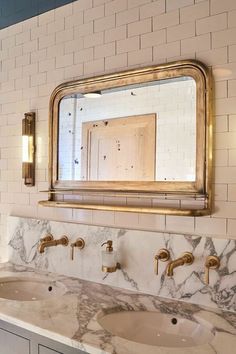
<box><xmin>101</xmin><ymin>240</ymin><xmax>120</xmax><ymax>273</ymax></box>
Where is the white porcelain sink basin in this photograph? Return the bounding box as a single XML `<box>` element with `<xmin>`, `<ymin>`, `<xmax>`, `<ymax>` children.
<box><xmin>98</xmin><ymin>311</ymin><xmax>214</xmax><ymax>348</ymax></box>
<box><xmin>0</xmin><ymin>277</ymin><xmax>66</xmax><ymax>301</ymax></box>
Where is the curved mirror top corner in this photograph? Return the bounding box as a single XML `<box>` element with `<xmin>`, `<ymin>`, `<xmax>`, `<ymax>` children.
<box><xmin>50</xmin><ymin>60</ymin><xmax>211</xmax><ymax>194</ymax></box>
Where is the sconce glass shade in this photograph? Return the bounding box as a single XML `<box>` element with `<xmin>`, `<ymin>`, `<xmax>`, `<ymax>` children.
<box><xmin>22</xmin><ymin>135</ymin><xmax>34</xmax><ymax>163</ymax></box>
<box><xmin>22</xmin><ymin>112</ymin><xmax>35</xmax><ymax>186</ymax></box>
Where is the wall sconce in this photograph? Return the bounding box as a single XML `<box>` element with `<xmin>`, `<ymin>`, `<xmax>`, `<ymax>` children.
<box><xmin>22</xmin><ymin>112</ymin><xmax>35</xmax><ymax>186</ymax></box>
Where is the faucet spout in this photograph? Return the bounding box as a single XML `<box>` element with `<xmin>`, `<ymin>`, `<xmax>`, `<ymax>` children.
<box><xmin>38</xmin><ymin>235</ymin><xmax>69</xmax><ymax>254</ymax></box>
<box><xmin>166</xmin><ymin>252</ymin><xmax>194</xmax><ymax>277</ymax></box>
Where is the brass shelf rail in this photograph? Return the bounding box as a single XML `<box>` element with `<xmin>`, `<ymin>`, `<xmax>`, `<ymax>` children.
<box><xmin>39</xmin><ymin>199</ymin><xmax>211</xmax><ymax>216</ymax></box>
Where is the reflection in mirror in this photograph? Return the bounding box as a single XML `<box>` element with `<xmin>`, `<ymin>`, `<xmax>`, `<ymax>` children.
<box><xmin>58</xmin><ymin>77</ymin><xmax>196</xmax><ymax>183</ymax></box>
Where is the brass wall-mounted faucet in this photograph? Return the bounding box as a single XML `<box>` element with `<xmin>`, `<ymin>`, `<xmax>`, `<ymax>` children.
<box><xmin>204</xmin><ymin>255</ymin><xmax>220</xmax><ymax>285</ymax></box>
<box><xmin>166</xmin><ymin>252</ymin><xmax>194</xmax><ymax>276</ymax></box>
<box><xmin>70</xmin><ymin>238</ymin><xmax>85</xmax><ymax>260</ymax></box>
<box><xmin>38</xmin><ymin>234</ymin><xmax>69</xmax><ymax>254</ymax></box>
<box><xmin>154</xmin><ymin>249</ymin><xmax>170</xmax><ymax>274</ymax></box>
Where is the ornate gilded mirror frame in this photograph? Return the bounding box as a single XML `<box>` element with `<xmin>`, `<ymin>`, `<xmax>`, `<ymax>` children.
<box><xmin>39</xmin><ymin>60</ymin><xmax>213</xmax><ymax>216</ymax></box>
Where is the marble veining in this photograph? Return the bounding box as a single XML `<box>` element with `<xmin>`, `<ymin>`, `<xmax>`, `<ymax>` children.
<box><xmin>7</xmin><ymin>216</ymin><xmax>236</xmax><ymax>312</ymax></box>
<box><xmin>0</xmin><ymin>263</ymin><xmax>235</xmax><ymax>354</ymax></box>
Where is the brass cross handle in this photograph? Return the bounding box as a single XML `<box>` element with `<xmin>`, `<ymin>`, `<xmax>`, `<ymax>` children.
<box><xmin>154</xmin><ymin>249</ymin><xmax>170</xmax><ymax>274</ymax></box>
<box><xmin>204</xmin><ymin>255</ymin><xmax>220</xmax><ymax>285</ymax></box>
<box><xmin>70</xmin><ymin>238</ymin><xmax>85</xmax><ymax>260</ymax></box>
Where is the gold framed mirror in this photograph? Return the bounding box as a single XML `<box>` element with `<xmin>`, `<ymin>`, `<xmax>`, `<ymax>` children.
<box><xmin>39</xmin><ymin>60</ymin><xmax>213</xmax><ymax>216</ymax></box>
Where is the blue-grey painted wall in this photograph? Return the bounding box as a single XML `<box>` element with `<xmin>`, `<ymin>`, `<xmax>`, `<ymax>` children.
<box><xmin>0</xmin><ymin>0</ymin><xmax>76</xmax><ymax>29</ymax></box>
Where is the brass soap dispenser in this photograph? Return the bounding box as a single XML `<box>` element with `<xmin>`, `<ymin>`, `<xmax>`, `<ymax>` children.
<box><xmin>101</xmin><ymin>240</ymin><xmax>120</xmax><ymax>273</ymax></box>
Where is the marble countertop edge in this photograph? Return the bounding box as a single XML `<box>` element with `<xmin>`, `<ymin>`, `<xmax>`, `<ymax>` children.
<box><xmin>0</xmin><ymin>311</ymin><xmax>101</xmax><ymax>354</ymax></box>
<box><xmin>0</xmin><ymin>263</ymin><xmax>235</xmax><ymax>354</ymax></box>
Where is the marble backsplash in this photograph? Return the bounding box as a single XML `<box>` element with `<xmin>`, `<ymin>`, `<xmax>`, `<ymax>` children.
<box><xmin>7</xmin><ymin>216</ymin><xmax>236</xmax><ymax>312</ymax></box>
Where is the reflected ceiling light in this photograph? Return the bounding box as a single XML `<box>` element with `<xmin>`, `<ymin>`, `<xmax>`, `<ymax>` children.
<box><xmin>22</xmin><ymin>112</ymin><xmax>35</xmax><ymax>186</ymax></box>
<box><xmin>83</xmin><ymin>91</ymin><xmax>102</xmax><ymax>98</ymax></box>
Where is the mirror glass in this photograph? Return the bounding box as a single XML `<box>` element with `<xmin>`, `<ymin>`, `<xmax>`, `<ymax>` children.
<box><xmin>58</xmin><ymin>76</ymin><xmax>196</xmax><ymax>183</ymax></box>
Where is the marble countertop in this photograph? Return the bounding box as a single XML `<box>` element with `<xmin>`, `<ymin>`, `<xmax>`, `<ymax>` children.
<box><xmin>0</xmin><ymin>263</ymin><xmax>235</xmax><ymax>354</ymax></box>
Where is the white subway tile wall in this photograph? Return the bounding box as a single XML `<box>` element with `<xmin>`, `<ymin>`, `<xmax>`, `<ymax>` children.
<box><xmin>1</xmin><ymin>0</ymin><xmax>236</xmax><ymax>261</ymax></box>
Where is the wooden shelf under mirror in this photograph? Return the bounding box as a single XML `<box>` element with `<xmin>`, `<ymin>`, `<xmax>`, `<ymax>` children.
<box><xmin>39</xmin><ymin>59</ymin><xmax>213</xmax><ymax>216</ymax></box>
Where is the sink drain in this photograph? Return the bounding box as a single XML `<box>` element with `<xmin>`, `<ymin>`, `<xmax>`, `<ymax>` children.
<box><xmin>171</xmin><ymin>318</ymin><xmax>178</xmax><ymax>325</ymax></box>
